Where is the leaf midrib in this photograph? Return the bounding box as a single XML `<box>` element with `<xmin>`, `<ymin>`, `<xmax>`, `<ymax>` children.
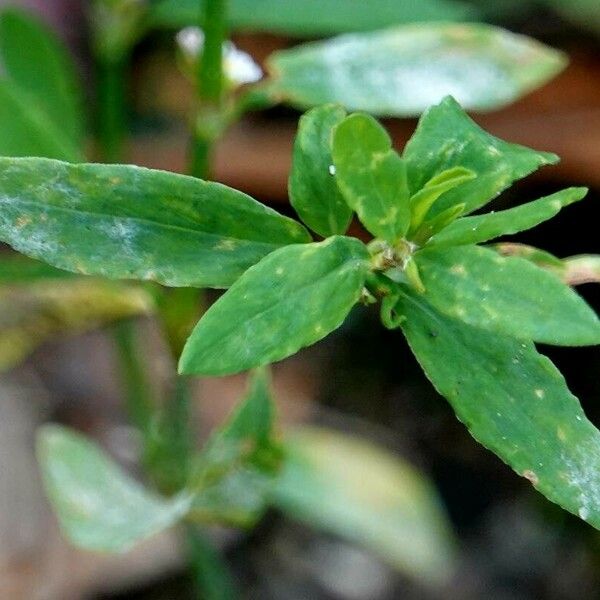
<box><xmin>2</xmin><ymin>197</ymin><xmax>286</xmax><ymax>248</ymax></box>
<box><xmin>199</xmin><ymin>257</ymin><xmax>366</xmax><ymax>348</ymax></box>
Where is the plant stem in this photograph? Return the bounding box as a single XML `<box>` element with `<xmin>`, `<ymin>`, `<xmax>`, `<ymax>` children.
<box><xmin>96</xmin><ymin>57</ymin><xmax>127</xmax><ymax>163</ymax></box>
<box><xmin>112</xmin><ymin>320</ymin><xmax>154</xmax><ymax>442</ymax></box>
<box><xmin>198</xmin><ymin>0</ymin><xmax>227</xmax><ymax>104</ymax></box>
<box><xmin>186</xmin><ymin>526</ymin><xmax>237</xmax><ymax>600</ymax></box>
<box><xmin>166</xmin><ymin>374</ymin><xmax>195</xmax><ymax>490</ymax></box>
<box><xmin>190</xmin><ymin>0</ymin><xmax>228</xmax><ymax>179</ymax></box>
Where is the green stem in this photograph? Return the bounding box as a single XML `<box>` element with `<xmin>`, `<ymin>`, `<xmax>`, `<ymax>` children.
<box><xmin>190</xmin><ymin>0</ymin><xmax>228</xmax><ymax>179</ymax></box>
<box><xmin>198</xmin><ymin>0</ymin><xmax>227</xmax><ymax>104</ymax></box>
<box><xmin>190</xmin><ymin>136</ymin><xmax>212</xmax><ymax>180</ymax></box>
<box><xmin>186</xmin><ymin>526</ymin><xmax>237</xmax><ymax>600</ymax></box>
<box><xmin>96</xmin><ymin>57</ymin><xmax>127</xmax><ymax>163</ymax></box>
<box><xmin>112</xmin><ymin>320</ymin><xmax>154</xmax><ymax>447</ymax></box>
<box><xmin>168</xmin><ymin>375</ymin><xmax>195</xmax><ymax>488</ymax></box>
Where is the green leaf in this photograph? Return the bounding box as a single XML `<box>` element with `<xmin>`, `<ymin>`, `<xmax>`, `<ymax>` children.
<box><xmin>411</xmin><ymin>203</ymin><xmax>466</xmax><ymax>247</ymax></box>
<box><xmin>0</xmin><ymin>82</ymin><xmax>81</xmax><ymax>160</ymax></box>
<box><xmin>37</xmin><ymin>425</ymin><xmax>191</xmax><ymax>552</ymax></box>
<box><xmin>265</xmin><ymin>24</ymin><xmax>565</xmax><ymax>117</ymax></box>
<box><xmin>409</xmin><ymin>166</ymin><xmax>475</xmax><ymax>232</ymax></box>
<box><xmin>186</xmin><ymin>528</ymin><xmax>239</xmax><ymax>600</ymax></box>
<box><xmin>289</xmin><ymin>104</ymin><xmax>352</xmax><ymax>237</ymax></box>
<box><xmin>0</xmin><ymin>9</ymin><xmax>85</xmax><ymax>149</ymax></box>
<box><xmin>414</xmin><ymin>244</ymin><xmax>600</xmax><ymax>346</ymax></box>
<box><xmin>179</xmin><ymin>236</ymin><xmax>369</xmax><ymax>376</ymax></box>
<box><xmin>0</xmin><ymin>255</ymin><xmax>74</xmax><ymax>283</ymax></box>
<box><xmin>497</xmin><ymin>248</ymin><xmax>600</xmax><ymax>286</ymax></box>
<box><xmin>492</xmin><ymin>242</ymin><xmax>563</xmax><ymax>269</ymax></box>
<box><xmin>215</xmin><ymin>368</ymin><xmax>275</xmax><ymax>444</ymax></box>
<box><xmin>0</xmin><ymin>278</ymin><xmax>153</xmax><ymax>372</ymax></box>
<box><xmin>273</xmin><ymin>427</ymin><xmax>456</xmax><ymax>583</ymax></box>
<box><xmin>538</xmin><ymin>0</ymin><xmax>600</xmax><ymax>36</ymax></box>
<box><xmin>403</xmin><ymin>96</ymin><xmax>558</xmax><ymax>217</ymax></box>
<box><xmin>150</xmin><ymin>0</ymin><xmax>477</xmax><ymax>36</ymax></box>
<box><xmin>397</xmin><ymin>288</ymin><xmax>600</xmax><ymax>530</ymax></box>
<box><xmin>332</xmin><ymin>113</ymin><xmax>409</xmax><ymax>241</ymax></box>
<box><xmin>188</xmin><ymin>369</ymin><xmax>281</xmax><ymax>527</ymax></box>
<box><xmin>429</xmin><ymin>187</ymin><xmax>588</xmax><ymax>248</ymax></box>
<box><xmin>0</xmin><ymin>158</ymin><xmax>310</xmax><ymax>288</ymax></box>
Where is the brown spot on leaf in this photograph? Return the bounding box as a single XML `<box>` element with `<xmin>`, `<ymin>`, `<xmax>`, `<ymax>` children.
<box><xmin>522</xmin><ymin>469</ymin><xmax>539</xmax><ymax>486</ymax></box>
<box><xmin>15</xmin><ymin>216</ymin><xmax>32</xmax><ymax>228</ymax></box>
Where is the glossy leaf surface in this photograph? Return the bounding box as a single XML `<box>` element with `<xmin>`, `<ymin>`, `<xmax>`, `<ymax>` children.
<box><xmin>150</xmin><ymin>0</ymin><xmax>476</xmax><ymax>36</ymax></box>
<box><xmin>332</xmin><ymin>113</ymin><xmax>409</xmax><ymax>241</ymax></box>
<box><xmin>403</xmin><ymin>96</ymin><xmax>557</xmax><ymax>217</ymax></box>
<box><xmin>398</xmin><ymin>289</ymin><xmax>600</xmax><ymax>530</ymax></box>
<box><xmin>179</xmin><ymin>236</ymin><xmax>369</xmax><ymax>375</ymax></box>
<box><xmin>0</xmin><ymin>158</ymin><xmax>310</xmax><ymax>288</ymax></box>
<box><xmin>266</xmin><ymin>25</ymin><xmax>565</xmax><ymax>116</ymax></box>
<box><xmin>415</xmin><ymin>245</ymin><xmax>600</xmax><ymax>346</ymax></box>
<box><xmin>0</xmin><ymin>9</ymin><xmax>84</xmax><ymax>149</ymax></box>
<box><xmin>37</xmin><ymin>425</ymin><xmax>191</xmax><ymax>552</ymax></box>
<box><xmin>289</xmin><ymin>104</ymin><xmax>351</xmax><ymax>237</ymax></box>
<box><xmin>0</xmin><ymin>278</ymin><xmax>152</xmax><ymax>372</ymax></box>
<box><xmin>429</xmin><ymin>187</ymin><xmax>588</xmax><ymax>248</ymax></box>
<box><xmin>274</xmin><ymin>427</ymin><xmax>456</xmax><ymax>583</ymax></box>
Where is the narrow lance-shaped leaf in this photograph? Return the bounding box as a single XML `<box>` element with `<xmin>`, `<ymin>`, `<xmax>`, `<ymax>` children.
<box><xmin>289</xmin><ymin>104</ymin><xmax>352</xmax><ymax>237</ymax></box>
<box><xmin>538</xmin><ymin>0</ymin><xmax>600</xmax><ymax>37</ymax></box>
<box><xmin>150</xmin><ymin>0</ymin><xmax>477</xmax><ymax>36</ymax></box>
<box><xmin>414</xmin><ymin>245</ymin><xmax>600</xmax><ymax>346</ymax></box>
<box><xmin>429</xmin><ymin>187</ymin><xmax>588</xmax><ymax>248</ymax></box>
<box><xmin>332</xmin><ymin>113</ymin><xmax>410</xmax><ymax>241</ymax></box>
<box><xmin>37</xmin><ymin>425</ymin><xmax>192</xmax><ymax>553</ymax></box>
<box><xmin>408</xmin><ymin>166</ymin><xmax>475</xmax><ymax>232</ymax></box>
<box><xmin>403</xmin><ymin>96</ymin><xmax>558</xmax><ymax>217</ymax></box>
<box><xmin>0</xmin><ymin>82</ymin><xmax>81</xmax><ymax>160</ymax></box>
<box><xmin>179</xmin><ymin>236</ymin><xmax>370</xmax><ymax>376</ymax></box>
<box><xmin>0</xmin><ymin>254</ymin><xmax>74</xmax><ymax>283</ymax></box>
<box><xmin>266</xmin><ymin>24</ymin><xmax>565</xmax><ymax>116</ymax></box>
<box><xmin>497</xmin><ymin>248</ymin><xmax>600</xmax><ymax>286</ymax></box>
<box><xmin>0</xmin><ymin>278</ymin><xmax>153</xmax><ymax>372</ymax></box>
<box><xmin>215</xmin><ymin>368</ymin><xmax>275</xmax><ymax>444</ymax></box>
<box><xmin>274</xmin><ymin>427</ymin><xmax>456</xmax><ymax>584</ymax></box>
<box><xmin>397</xmin><ymin>288</ymin><xmax>600</xmax><ymax>529</ymax></box>
<box><xmin>188</xmin><ymin>369</ymin><xmax>281</xmax><ymax>527</ymax></box>
<box><xmin>0</xmin><ymin>9</ymin><xmax>85</xmax><ymax>149</ymax></box>
<box><xmin>492</xmin><ymin>242</ymin><xmax>563</xmax><ymax>269</ymax></box>
<box><xmin>0</xmin><ymin>158</ymin><xmax>310</xmax><ymax>288</ymax></box>
<box><xmin>411</xmin><ymin>203</ymin><xmax>466</xmax><ymax>247</ymax></box>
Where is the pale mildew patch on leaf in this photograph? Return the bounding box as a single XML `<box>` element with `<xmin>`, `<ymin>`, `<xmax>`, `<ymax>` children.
<box><xmin>559</xmin><ymin>440</ymin><xmax>600</xmax><ymax>524</ymax></box>
<box><xmin>450</xmin><ymin>263</ymin><xmax>467</xmax><ymax>276</ymax></box>
<box><xmin>214</xmin><ymin>238</ymin><xmax>239</xmax><ymax>251</ymax></box>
